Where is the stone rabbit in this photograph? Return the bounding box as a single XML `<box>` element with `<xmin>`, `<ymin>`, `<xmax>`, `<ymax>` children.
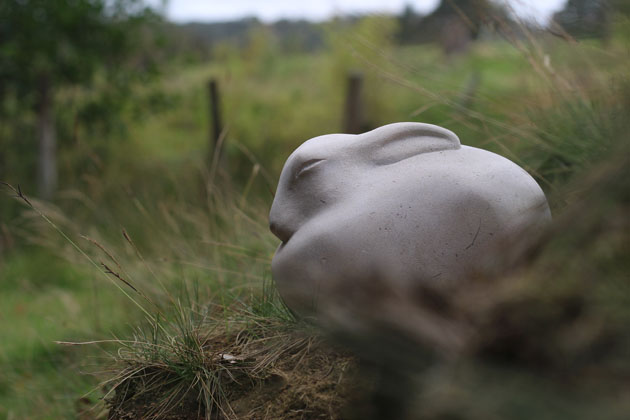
<box><xmin>269</xmin><ymin>122</ymin><xmax>551</xmax><ymax>319</ymax></box>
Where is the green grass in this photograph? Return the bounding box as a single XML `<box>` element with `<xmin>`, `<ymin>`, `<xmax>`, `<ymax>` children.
<box><xmin>114</xmin><ymin>32</ymin><xmax>628</xmax><ymax>189</ymax></box>
<box><xmin>1</xmin><ymin>173</ymin><xmax>279</xmax><ymax>418</ymax></box>
<box><xmin>0</xmin><ymin>250</ymin><xmax>142</xmax><ymax>418</ymax></box>
<box><xmin>115</xmin><ymin>40</ymin><xmax>546</xmax><ymax>179</ymax></box>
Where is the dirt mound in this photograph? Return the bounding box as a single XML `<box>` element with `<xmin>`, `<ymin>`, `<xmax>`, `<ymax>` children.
<box><xmin>107</xmin><ymin>334</ymin><xmax>363</xmax><ymax>420</ymax></box>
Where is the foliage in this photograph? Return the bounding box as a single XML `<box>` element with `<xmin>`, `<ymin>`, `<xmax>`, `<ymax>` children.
<box><xmin>0</xmin><ymin>0</ymin><xmax>160</xmax><ymax>106</ymax></box>
<box><xmin>397</xmin><ymin>0</ymin><xmax>512</xmax><ymax>49</ymax></box>
<box><xmin>552</xmin><ymin>0</ymin><xmax>610</xmax><ymax>39</ymax></box>
<box><xmin>0</xmin><ymin>0</ymin><xmax>164</xmax><ymax>204</ymax></box>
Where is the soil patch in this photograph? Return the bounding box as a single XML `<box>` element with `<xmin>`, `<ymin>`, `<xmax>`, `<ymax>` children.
<box><xmin>107</xmin><ymin>333</ymin><xmax>364</xmax><ymax>420</ymax></box>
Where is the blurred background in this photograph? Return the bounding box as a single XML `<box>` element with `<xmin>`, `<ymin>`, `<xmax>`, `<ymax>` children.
<box><xmin>1</xmin><ymin>0</ymin><xmax>629</xmax><ymax>418</ymax></box>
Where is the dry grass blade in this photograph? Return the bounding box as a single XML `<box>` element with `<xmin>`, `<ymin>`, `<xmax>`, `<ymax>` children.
<box><xmin>1</xmin><ymin>182</ymin><xmax>157</xmax><ymax>322</ymax></box>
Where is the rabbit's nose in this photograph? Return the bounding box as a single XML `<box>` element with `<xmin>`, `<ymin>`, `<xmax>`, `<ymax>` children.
<box><xmin>270</xmin><ymin>221</ymin><xmax>293</xmax><ymax>243</ymax></box>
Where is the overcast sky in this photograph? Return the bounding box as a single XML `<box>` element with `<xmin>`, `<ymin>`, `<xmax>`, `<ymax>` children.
<box><xmin>149</xmin><ymin>0</ymin><xmax>568</xmax><ymax>24</ymax></box>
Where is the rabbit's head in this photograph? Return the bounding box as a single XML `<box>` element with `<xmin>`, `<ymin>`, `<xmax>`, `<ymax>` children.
<box><xmin>269</xmin><ymin>122</ymin><xmax>550</xmax><ymax>318</ymax></box>
<box><xmin>269</xmin><ymin>123</ymin><xmax>460</xmax><ymax>243</ymax></box>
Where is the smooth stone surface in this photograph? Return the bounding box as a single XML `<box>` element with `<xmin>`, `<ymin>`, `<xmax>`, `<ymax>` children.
<box><xmin>269</xmin><ymin>122</ymin><xmax>551</xmax><ymax>317</ymax></box>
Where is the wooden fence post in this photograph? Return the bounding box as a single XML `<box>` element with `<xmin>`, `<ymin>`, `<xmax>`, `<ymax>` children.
<box><xmin>207</xmin><ymin>78</ymin><xmax>223</xmax><ymax>166</ymax></box>
<box><xmin>343</xmin><ymin>72</ymin><xmax>364</xmax><ymax>134</ymax></box>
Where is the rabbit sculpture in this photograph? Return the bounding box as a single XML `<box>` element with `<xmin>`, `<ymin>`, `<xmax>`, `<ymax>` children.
<box><xmin>269</xmin><ymin>122</ymin><xmax>551</xmax><ymax>318</ymax></box>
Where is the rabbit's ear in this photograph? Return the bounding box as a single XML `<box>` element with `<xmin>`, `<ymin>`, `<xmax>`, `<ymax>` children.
<box><xmin>361</xmin><ymin>123</ymin><xmax>461</xmax><ymax>165</ymax></box>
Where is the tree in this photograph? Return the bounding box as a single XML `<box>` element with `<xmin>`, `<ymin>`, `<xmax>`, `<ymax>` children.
<box><xmin>399</xmin><ymin>0</ymin><xmax>509</xmax><ymax>54</ymax></box>
<box><xmin>0</xmin><ymin>0</ymin><xmax>159</xmax><ymax>199</ymax></box>
<box><xmin>397</xmin><ymin>4</ymin><xmax>424</xmax><ymax>44</ymax></box>
<box><xmin>552</xmin><ymin>0</ymin><xmax>610</xmax><ymax>40</ymax></box>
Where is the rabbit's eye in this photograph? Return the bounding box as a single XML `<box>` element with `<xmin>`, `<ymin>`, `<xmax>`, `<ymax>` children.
<box><xmin>294</xmin><ymin>158</ymin><xmax>326</xmax><ymax>180</ymax></box>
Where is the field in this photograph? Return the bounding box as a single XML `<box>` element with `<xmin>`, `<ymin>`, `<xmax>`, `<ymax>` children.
<box><xmin>1</xmin><ymin>14</ymin><xmax>630</xmax><ymax>419</ymax></box>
